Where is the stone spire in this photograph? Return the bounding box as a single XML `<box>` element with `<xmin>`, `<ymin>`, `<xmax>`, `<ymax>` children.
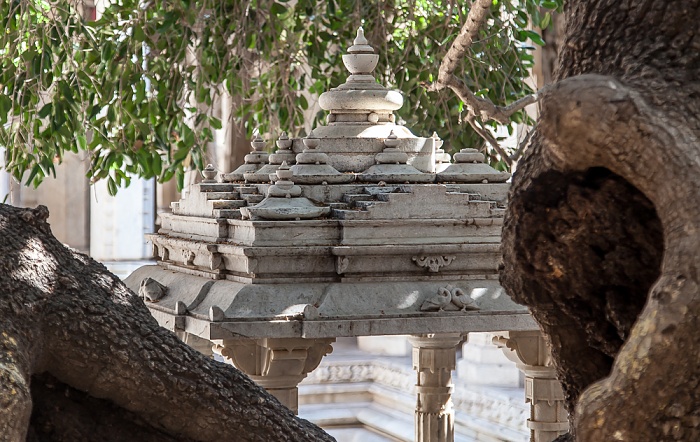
<box><xmin>436</xmin><ymin>148</ymin><xmax>511</xmax><ymax>183</ymax></box>
<box><xmin>318</xmin><ymin>27</ymin><xmax>403</xmax><ymax>126</ymax></box>
<box><xmin>359</xmin><ymin>131</ymin><xmax>434</xmax><ymax>183</ymax></box>
<box><xmin>246</xmin><ymin>131</ymin><xmax>296</xmax><ymax>183</ymax></box>
<box><xmin>289</xmin><ymin>131</ymin><xmax>354</xmax><ymax>184</ymax></box>
<box><xmin>433</xmin><ymin>132</ymin><xmax>451</xmax><ymax>173</ymax></box>
<box><xmin>223</xmin><ymin>129</ymin><xmax>270</xmax><ymax>182</ymax></box>
<box><xmin>240</xmin><ymin>162</ymin><xmax>331</xmax><ymax>220</ymax></box>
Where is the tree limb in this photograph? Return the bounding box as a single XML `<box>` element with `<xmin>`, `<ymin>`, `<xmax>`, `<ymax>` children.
<box><xmin>0</xmin><ymin>203</ymin><xmax>334</xmax><ymax>442</ymax></box>
<box><xmin>465</xmin><ymin>113</ymin><xmax>512</xmax><ymax>167</ymax></box>
<box><xmin>427</xmin><ymin>0</ymin><xmax>543</xmax><ymax>154</ymax></box>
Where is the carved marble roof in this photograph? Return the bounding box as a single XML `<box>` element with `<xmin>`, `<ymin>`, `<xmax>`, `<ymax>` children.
<box><xmin>123</xmin><ymin>28</ymin><xmax>533</xmax><ymax>340</ymax></box>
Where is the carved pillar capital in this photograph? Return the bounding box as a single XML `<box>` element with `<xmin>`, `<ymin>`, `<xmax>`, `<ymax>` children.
<box><xmin>213</xmin><ymin>337</ymin><xmax>334</xmax><ymax>414</ymax></box>
<box><xmin>494</xmin><ymin>331</ymin><xmax>568</xmax><ymax>442</ymax></box>
<box><xmin>409</xmin><ymin>333</ymin><xmax>464</xmax><ymax>442</ymax></box>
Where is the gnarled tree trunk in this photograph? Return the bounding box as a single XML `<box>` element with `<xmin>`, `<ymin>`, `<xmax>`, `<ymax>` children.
<box><xmin>501</xmin><ymin>0</ymin><xmax>700</xmax><ymax>441</ymax></box>
<box><xmin>0</xmin><ymin>203</ymin><xmax>334</xmax><ymax>441</ymax></box>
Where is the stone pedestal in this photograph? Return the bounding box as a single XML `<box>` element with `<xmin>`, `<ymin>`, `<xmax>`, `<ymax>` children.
<box><xmin>213</xmin><ymin>338</ymin><xmax>334</xmax><ymax>414</ymax></box>
<box><xmin>409</xmin><ymin>333</ymin><xmax>463</xmax><ymax>442</ymax></box>
<box><xmin>494</xmin><ymin>331</ymin><xmax>568</xmax><ymax>442</ymax></box>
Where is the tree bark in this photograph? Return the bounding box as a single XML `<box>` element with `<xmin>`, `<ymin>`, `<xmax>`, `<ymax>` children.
<box><xmin>501</xmin><ymin>0</ymin><xmax>700</xmax><ymax>440</ymax></box>
<box><xmin>0</xmin><ymin>203</ymin><xmax>335</xmax><ymax>441</ymax></box>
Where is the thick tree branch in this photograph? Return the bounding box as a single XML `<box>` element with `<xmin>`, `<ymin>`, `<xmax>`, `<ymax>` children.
<box><xmin>426</xmin><ymin>0</ymin><xmax>543</xmax><ymax>156</ymax></box>
<box><xmin>0</xmin><ymin>203</ymin><xmax>334</xmax><ymax>442</ymax></box>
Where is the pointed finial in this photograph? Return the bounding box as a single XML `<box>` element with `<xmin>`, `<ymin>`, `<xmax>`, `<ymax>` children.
<box><xmin>354</xmin><ymin>27</ymin><xmax>368</xmax><ymax>46</ymax></box>
<box><xmin>275</xmin><ymin>160</ymin><xmax>293</xmax><ymax>182</ymax></box>
<box><xmin>432</xmin><ymin>131</ymin><xmax>444</xmax><ymax>150</ymax></box>
<box><xmin>276</xmin><ymin>131</ymin><xmax>292</xmax><ymax>150</ymax></box>
<box><xmin>347</xmin><ymin>27</ymin><xmax>375</xmax><ymax>54</ymax></box>
<box><xmin>384</xmin><ymin>130</ymin><xmax>399</xmax><ymax>149</ymax></box>
<box><xmin>303</xmin><ymin>130</ymin><xmax>320</xmax><ymax>149</ymax></box>
<box><xmin>251</xmin><ymin>129</ymin><xmax>265</xmax><ymax>151</ymax></box>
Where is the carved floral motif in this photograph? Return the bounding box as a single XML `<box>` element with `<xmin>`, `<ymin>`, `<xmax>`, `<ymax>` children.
<box><xmin>412</xmin><ymin>255</ymin><xmax>456</xmax><ymax>272</ymax></box>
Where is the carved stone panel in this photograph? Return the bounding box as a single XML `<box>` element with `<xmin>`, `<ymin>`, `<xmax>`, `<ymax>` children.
<box><xmin>412</xmin><ymin>255</ymin><xmax>456</xmax><ymax>272</ymax></box>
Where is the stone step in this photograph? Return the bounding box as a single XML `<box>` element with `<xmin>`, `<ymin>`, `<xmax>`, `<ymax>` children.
<box><xmin>238</xmin><ymin>186</ymin><xmax>260</xmax><ymax>195</ymax></box>
<box><xmin>241</xmin><ymin>194</ymin><xmax>265</xmax><ymax>204</ymax></box>
<box><xmin>211</xmin><ymin>200</ymin><xmax>247</xmax><ymax>209</ymax></box>
<box><xmin>376</xmin><ymin>193</ymin><xmax>395</xmax><ymax>202</ymax></box>
<box><xmin>199</xmin><ymin>183</ymin><xmax>236</xmax><ymax>192</ymax></box>
<box><xmin>330</xmin><ymin>208</ymin><xmax>359</xmax><ymax>219</ymax></box>
<box><xmin>328</xmin><ymin>202</ymin><xmax>350</xmax><ymax>210</ymax></box>
<box><xmin>363</xmin><ymin>185</ymin><xmax>401</xmax><ymax>195</ymax></box>
<box><xmin>206</xmin><ymin>191</ymin><xmax>240</xmax><ymax>200</ymax></box>
<box><xmin>341</xmin><ymin>194</ymin><xmax>375</xmax><ymax>204</ymax></box>
<box><xmin>213</xmin><ymin>209</ymin><xmax>242</xmax><ymax>219</ymax></box>
<box><xmin>354</xmin><ymin>200</ymin><xmax>386</xmax><ymax>210</ymax></box>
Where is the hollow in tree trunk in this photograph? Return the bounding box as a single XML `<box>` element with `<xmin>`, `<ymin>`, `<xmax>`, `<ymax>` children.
<box><xmin>501</xmin><ymin>0</ymin><xmax>700</xmax><ymax>440</ymax></box>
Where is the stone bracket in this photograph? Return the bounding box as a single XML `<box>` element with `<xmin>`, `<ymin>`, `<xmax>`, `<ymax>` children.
<box><xmin>213</xmin><ymin>337</ymin><xmax>335</xmax><ymax>414</ymax></box>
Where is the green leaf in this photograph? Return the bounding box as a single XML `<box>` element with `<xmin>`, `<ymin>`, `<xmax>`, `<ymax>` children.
<box><xmin>76</xmin><ymin>134</ymin><xmax>87</xmax><ymax>151</ymax></box>
<box><xmin>210</xmin><ymin>117</ymin><xmax>222</xmax><ymax>130</ymax></box>
<box><xmin>271</xmin><ymin>3</ymin><xmax>288</xmax><ymax>15</ymax></box>
<box><xmin>107</xmin><ymin>176</ymin><xmax>118</xmax><ymax>196</ymax></box>
<box><xmin>37</xmin><ymin>103</ymin><xmax>53</xmax><ymax>120</ymax></box>
<box><xmin>25</xmin><ymin>165</ymin><xmax>42</xmax><ymax>186</ymax></box>
<box><xmin>540</xmin><ymin>12</ymin><xmax>551</xmax><ymax>29</ymax></box>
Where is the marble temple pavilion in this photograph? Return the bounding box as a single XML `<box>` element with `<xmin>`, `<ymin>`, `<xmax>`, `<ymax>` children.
<box><xmin>124</xmin><ymin>28</ymin><xmax>568</xmax><ymax>442</ymax></box>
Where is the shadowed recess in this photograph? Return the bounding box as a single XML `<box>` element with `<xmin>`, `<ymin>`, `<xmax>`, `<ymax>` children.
<box><xmin>502</xmin><ymin>167</ymin><xmax>664</xmax><ymax>405</ymax></box>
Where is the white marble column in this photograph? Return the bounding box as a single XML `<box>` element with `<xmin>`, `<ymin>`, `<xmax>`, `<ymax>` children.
<box><xmin>494</xmin><ymin>331</ymin><xmax>568</xmax><ymax>442</ymax></box>
<box><xmin>409</xmin><ymin>333</ymin><xmax>463</xmax><ymax>442</ymax></box>
<box><xmin>213</xmin><ymin>338</ymin><xmax>334</xmax><ymax>414</ymax></box>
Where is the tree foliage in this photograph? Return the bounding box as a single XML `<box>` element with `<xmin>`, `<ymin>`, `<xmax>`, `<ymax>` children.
<box><xmin>0</xmin><ymin>0</ymin><xmax>560</xmax><ymax>193</ymax></box>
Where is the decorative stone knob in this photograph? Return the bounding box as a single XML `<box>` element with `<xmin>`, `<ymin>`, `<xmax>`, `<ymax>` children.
<box><xmin>384</xmin><ymin>130</ymin><xmax>400</xmax><ymax>148</ymax></box>
<box><xmin>276</xmin><ymin>131</ymin><xmax>292</xmax><ymax>150</ymax></box>
<box><xmin>302</xmin><ymin>130</ymin><xmax>320</xmax><ymax>150</ymax></box>
<box><xmin>267</xmin><ymin>161</ymin><xmax>302</xmax><ymax>198</ymax></box>
<box><xmin>201</xmin><ymin>164</ymin><xmax>218</xmax><ymax>183</ymax></box>
<box><xmin>276</xmin><ymin>161</ymin><xmax>293</xmax><ymax>181</ymax></box>
<box><xmin>251</xmin><ymin>129</ymin><xmax>266</xmax><ymax>151</ymax></box>
<box><xmin>432</xmin><ymin>131</ymin><xmax>444</xmax><ymax>150</ymax></box>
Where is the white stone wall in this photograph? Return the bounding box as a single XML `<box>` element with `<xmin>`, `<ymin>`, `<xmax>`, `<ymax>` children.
<box><xmin>90</xmin><ymin>177</ymin><xmax>155</xmax><ymax>261</ymax></box>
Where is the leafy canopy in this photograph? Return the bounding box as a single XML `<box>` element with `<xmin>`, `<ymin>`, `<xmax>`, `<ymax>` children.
<box><xmin>0</xmin><ymin>0</ymin><xmax>561</xmax><ymax>194</ymax></box>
